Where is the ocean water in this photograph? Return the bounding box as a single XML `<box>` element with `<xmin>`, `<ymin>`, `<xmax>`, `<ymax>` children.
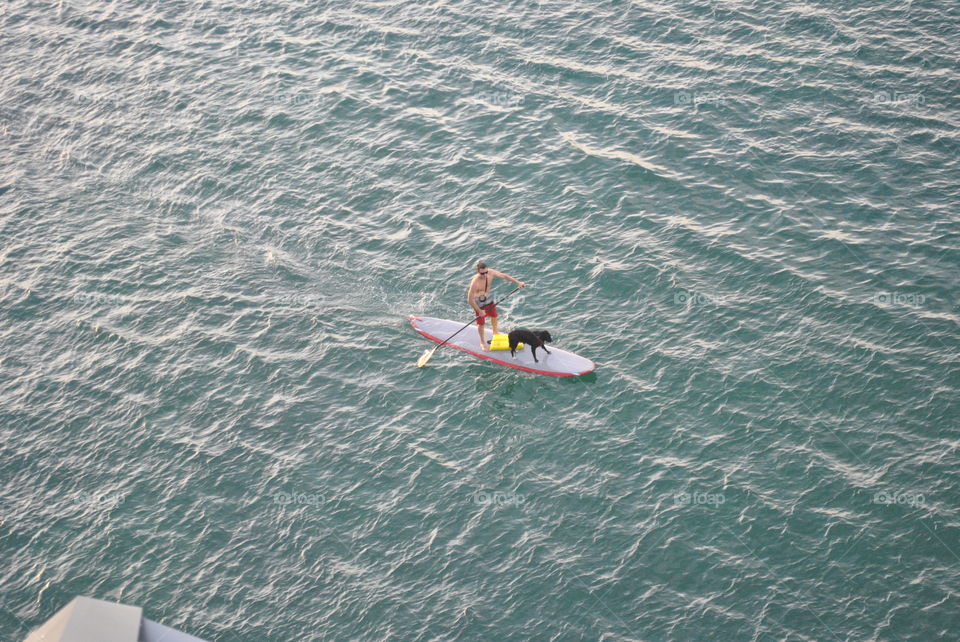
<box><xmin>1</xmin><ymin>0</ymin><xmax>958</xmax><ymax>640</ymax></box>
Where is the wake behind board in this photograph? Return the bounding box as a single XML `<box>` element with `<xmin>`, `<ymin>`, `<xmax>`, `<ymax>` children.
<box><xmin>410</xmin><ymin>316</ymin><xmax>595</xmax><ymax>377</ymax></box>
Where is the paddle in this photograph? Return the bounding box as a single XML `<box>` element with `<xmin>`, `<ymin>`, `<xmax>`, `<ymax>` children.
<box><xmin>416</xmin><ymin>285</ymin><xmax>525</xmax><ymax>368</ymax></box>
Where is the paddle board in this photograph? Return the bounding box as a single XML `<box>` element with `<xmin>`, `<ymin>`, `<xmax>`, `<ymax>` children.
<box><xmin>410</xmin><ymin>316</ymin><xmax>595</xmax><ymax>376</ymax></box>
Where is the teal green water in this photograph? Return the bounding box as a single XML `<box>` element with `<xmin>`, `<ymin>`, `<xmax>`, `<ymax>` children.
<box><xmin>2</xmin><ymin>0</ymin><xmax>959</xmax><ymax>640</ymax></box>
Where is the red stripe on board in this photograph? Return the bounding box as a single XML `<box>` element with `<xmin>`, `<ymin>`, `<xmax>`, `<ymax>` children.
<box><xmin>409</xmin><ymin>317</ymin><xmax>594</xmax><ymax>377</ymax></box>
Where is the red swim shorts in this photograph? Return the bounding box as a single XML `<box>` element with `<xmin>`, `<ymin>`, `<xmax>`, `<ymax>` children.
<box><xmin>476</xmin><ymin>304</ymin><xmax>497</xmax><ymax>325</ymax></box>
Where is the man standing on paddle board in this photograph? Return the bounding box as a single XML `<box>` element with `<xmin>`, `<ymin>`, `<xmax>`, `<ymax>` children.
<box><xmin>468</xmin><ymin>261</ymin><xmax>525</xmax><ymax>350</ymax></box>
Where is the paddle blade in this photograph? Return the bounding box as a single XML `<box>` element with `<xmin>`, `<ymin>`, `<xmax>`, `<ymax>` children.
<box><xmin>416</xmin><ymin>347</ymin><xmax>436</xmax><ymax>368</ymax></box>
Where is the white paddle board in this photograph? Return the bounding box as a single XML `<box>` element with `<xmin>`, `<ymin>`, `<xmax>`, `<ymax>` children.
<box><xmin>410</xmin><ymin>316</ymin><xmax>595</xmax><ymax>377</ymax></box>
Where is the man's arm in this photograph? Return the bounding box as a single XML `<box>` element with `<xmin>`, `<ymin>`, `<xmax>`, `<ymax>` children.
<box><xmin>491</xmin><ymin>269</ymin><xmax>526</xmax><ymax>288</ymax></box>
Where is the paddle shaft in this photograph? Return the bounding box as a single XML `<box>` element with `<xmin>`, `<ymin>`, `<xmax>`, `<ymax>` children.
<box><xmin>430</xmin><ymin>285</ymin><xmax>524</xmax><ymax>351</ymax></box>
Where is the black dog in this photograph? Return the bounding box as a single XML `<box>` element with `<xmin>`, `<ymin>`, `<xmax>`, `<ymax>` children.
<box><xmin>508</xmin><ymin>329</ymin><xmax>553</xmax><ymax>362</ymax></box>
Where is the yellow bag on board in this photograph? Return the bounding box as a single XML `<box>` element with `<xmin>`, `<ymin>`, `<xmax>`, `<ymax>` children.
<box><xmin>489</xmin><ymin>334</ymin><xmax>522</xmax><ymax>350</ymax></box>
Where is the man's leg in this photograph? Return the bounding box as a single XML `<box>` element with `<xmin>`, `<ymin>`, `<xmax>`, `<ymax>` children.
<box><xmin>491</xmin><ymin>316</ymin><xmax>499</xmax><ymax>335</ymax></box>
<box><xmin>477</xmin><ymin>317</ymin><xmax>489</xmax><ymax>350</ymax></box>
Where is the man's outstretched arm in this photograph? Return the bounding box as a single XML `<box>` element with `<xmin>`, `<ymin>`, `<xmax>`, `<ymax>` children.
<box><xmin>492</xmin><ymin>269</ymin><xmax>526</xmax><ymax>288</ymax></box>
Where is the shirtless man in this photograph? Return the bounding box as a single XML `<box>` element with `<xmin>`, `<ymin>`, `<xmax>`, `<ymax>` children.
<box><xmin>467</xmin><ymin>261</ymin><xmax>525</xmax><ymax>350</ymax></box>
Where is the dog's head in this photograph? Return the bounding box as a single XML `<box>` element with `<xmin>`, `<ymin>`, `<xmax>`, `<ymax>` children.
<box><xmin>535</xmin><ymin>330</ymin><xmax>553</xmax><ymax>344</ymax></box>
